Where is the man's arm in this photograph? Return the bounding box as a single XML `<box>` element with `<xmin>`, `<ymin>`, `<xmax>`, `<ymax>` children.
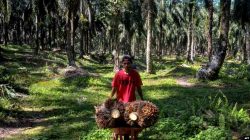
<box><xmin>137</xmin><ymin>86</ymin><xmax>144</xmax><ymax>100</ymax></box>
<box><xmin>110</xmin><ymin>87</ymin><xmax>117</xmax><ymax>98</ymax></box>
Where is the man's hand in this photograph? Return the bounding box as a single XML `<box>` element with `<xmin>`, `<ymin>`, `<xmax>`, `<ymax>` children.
<box><xmin>110</xmin><ymin>87</ymin><xmax>117</xmax><ymax>99</ymax></box>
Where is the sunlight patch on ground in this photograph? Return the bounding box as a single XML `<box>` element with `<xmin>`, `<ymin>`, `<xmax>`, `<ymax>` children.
<box><xmin>7</xmin><ymin>126</ymin><xmax>47</xmax><ymax>140</ymax></box>
<box><xmin>143</xmin><ymin>78</ymin><xmax>177</xmax><ymax>86</ymax></box>
<box><xmin>2</xmin><ymin>45</ymin><xmax>250</xmax><ymax>139</ymax></box>
<box><xmin>29</xmin><ymin>79</ymin><xmax>61</xmax><ymax>95</ymax></box>
<box><xmin>145</xmin><ymin>91</ymin><xmax>174</xmax><ymax>100</ymax></box>
<box><xmin>21</xmin><ymin>106</ymin><xmax>69</xmax><ymax>112</ymax></box>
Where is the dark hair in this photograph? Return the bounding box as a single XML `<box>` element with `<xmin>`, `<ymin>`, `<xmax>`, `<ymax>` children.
<box><xmin>121</xmin><ymin>55</ymin><xmax>133</xmax><ymax>63</ymax></box>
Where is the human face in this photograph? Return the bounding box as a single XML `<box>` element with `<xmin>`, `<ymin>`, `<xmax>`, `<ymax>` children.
<box><xmin>122</xmin><ymin>59</ymin><xmax>131</xmax><ymax>71</ymax></box>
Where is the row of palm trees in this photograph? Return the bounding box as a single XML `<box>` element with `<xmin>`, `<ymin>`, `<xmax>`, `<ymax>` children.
<box><xmin>0</xmin><ymin>0</ymin><xmax>250</xmax><ymax>80</ymax></box>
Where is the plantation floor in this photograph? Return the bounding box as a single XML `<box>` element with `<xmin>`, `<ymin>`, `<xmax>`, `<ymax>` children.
<box><xmin>0</xmin><ymin>45</ymin><xmax>250</xmax><ymax>140</ymax></box>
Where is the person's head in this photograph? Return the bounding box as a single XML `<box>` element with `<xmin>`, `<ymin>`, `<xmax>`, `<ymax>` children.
<box><xmin>121</xmin><ymin>55</ymin><xmax>132</xmax><ymax>71</ymax></box>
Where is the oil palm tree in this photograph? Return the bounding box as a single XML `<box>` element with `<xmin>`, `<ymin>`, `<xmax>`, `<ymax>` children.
<box><xmin>58</xmin><ymin>0</ymin><xmax>80</xmax><ymax>66</ymax></box>
<box><xmin>233</xmin><ymin>0</ymin><xmax>250</xmax><ymax>64</ymax></box>
<box><xmin>197</xmin><ymin>0</ymin><xmax>231</xmax><ymax>80</ymax></box>
<box><xmin>142</xmin><ymin>0</ymin><xmax>157</xmax><ymax>74</ymax></box>
<box><xmin>204</xmin><ymin>0</ymin><xmax>213</xmax><ymax>61</ymax></box>
<box><xmin>186</xmin><ymin>0</ymin><xmax>196</xmax><ymax>63</ymax></box>
<box><xmin>0</xmin><ymin>0</ymin><xmax>11</xmax><ymax>46</ymax></box>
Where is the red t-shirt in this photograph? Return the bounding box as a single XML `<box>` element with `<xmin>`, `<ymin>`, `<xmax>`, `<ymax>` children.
<box><xmin>112</xmin><ymin>69</ymin><xmax>142</xmax><ymax>103</ymax></box>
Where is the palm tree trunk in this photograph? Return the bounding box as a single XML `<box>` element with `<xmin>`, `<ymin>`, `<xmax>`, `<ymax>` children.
<box><xmin>17</xmin><ymin>19</ymin><xmax>21</xmax><ymax>45</ymax></box>
<box><xmin>66</xmin><ymin>11</ymin><xmax>76</xmax><ymax>66</ymax></box>
<box><xmin>4</xmin><ymin>21</ymin><xmax>8</xmax><ymax>46</ymax></box>
<box><xmin>0</xmin><ymin>18</ymin><xmax>3</xmax><ymax>59</ymax></box>
<box><xmin>241</xmin><ymin>35</ymin><xmax>247</xmax><ymax>62</ymax></box>
<box><xmin>127</xmin><ymin>32</ymin><xmax>132</xmax><ymax>57</ymax></box>
<box><xmin>137</xmin><ymin>37</ymin><xmax>141</xmax><ymax>58</ymax></box>
<box><xmin>113</xmin><ymin>24</ymin><xmax>119</xmax><ymax>71</ymax></box>
<box><xmin>131</xmin><ymin>35</ymin><xmax>135</xmax><ymax>58</ymax></box>
<box><xmin>48</xmin><ymin>23</ymin><xmax>52</xmax><ymax>49</ymax></box>
<box><xmin>162</xmin><ymin>35</ymin><xmax>165</xmax><ymax>57</ymax></box>
<box><xmin>0</xmin><ymin>18</ymin><xmax>3</xmax><ymax>44</ymax></box>
<box><xmin>21</xmin><ymin>14</ymin><xmax>25</xmax><ymax>45</ymax></box>
<box><xmin>205</xmin><ymin>0</ymin><xmax>213</xmax><ymax>61</ymax></box>
<box><xmin>79</xmin><ymin>27</ymin><xmax>85</xmax><ymax>58</ymax></box>
<box><xmin>246</xmin><ymin>23</ymin><xmax>250</xmax><ymax>64</ymax></box>
<box><xmin>176</xmin><ymin>37</ymin><xmax>181</xmax><ymax>60</ymax></box>
<box><xmin>187</xmin><ymin>0</ymin><xmax>194</xmax><ymax>63</ymax></box>
<box><xmin>51</xmin><ymin>17</ymin><xmax>56</xmax><ymax>48</ymax></box>
<box><xmin>191</xmin><ymin>31</ymin><xmax>195</xmax><ymax>58</ymax></box>
<box><xmin>79</xmin><ymin>0</ymin><xmax>85</xmax><ymax>58</ymax></box>
<box><xmin>146</xmin><ymin>3</ymin><xmax>153</xmax><ymax>73</ymax></box>
<box><xmin>159</xmin><ymin>20</ymin><xmax>163</xmax><ymax>59</ymax></box>
<box><xmin>40</xmin><ymin>23</ymin><xmax>45</xmax><ymax>50</ymax></box>
<box><xmin>197</xmin><ymin>0</ymin><xmax>231</xmax><ymax>80</ymax></box>
<box><xmin>114</xmin><ymin>33</ymin><xmax>120</xmax><ymax>72</ymax></box>
<box><xmin>85</xmin><ymin>30</ymin><xmax>90</xmax><ymax>54</ymax></box>
<box><xmin>34</xmin><ymin>15</ymin><xmax>39</xmax><ymax>55</ymax></box>
<box><xmin>235</xmin><ymin>33</ymin><xmax>240</xmax><ymax>59</ymax></box>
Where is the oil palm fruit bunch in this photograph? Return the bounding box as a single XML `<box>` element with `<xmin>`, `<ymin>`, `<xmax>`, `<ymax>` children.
<box><xmin>95</xmin><ymin>98</ymin><xmax>125</xmax><ymax>128</ymax></box>
<box><xmin>124</xmin><ymin>101</ymin><xmax>140</xmax><ymax>126</ymax></box>
<box><xmin>124</xmin><ymin>100</ymin><xmax>159</xmax><ymax>128</ymax></box>
<box><xmin>95</xmin><ymin>104</ymin><xmax>112</xmax><ymax>128</ymax></box>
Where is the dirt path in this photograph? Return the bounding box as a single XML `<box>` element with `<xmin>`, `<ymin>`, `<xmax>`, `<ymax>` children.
<box><xmin>0</xmin><ymin>95</ymin><xmax>47</xmax><ymax>139</ymax></box>
<box><xmin>0</xmin><ymin>127</ymin><xmax>30</xmax><ymax>139</ymax></box>
<box><xmin>0</xmin><ymin>67</ymin><xmax>100</xmax><ymax>139</ymax></box>
<box><xmin>0</xmin><ymin>120</ymin><xmax>31</xmax><ymax>139</ymax></box>
<box><xmin>0</xmin><ymin>107</ymin><xmax>51</xmax><ymax>139</ymax></box>
<box><xmin>176</xmin><ymin>77</ymin><xmax>194</xmax><ymax>87</ymax></box>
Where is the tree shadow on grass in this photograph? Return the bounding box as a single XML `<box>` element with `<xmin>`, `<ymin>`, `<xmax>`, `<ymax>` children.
<box><xmin>140</xmin><ymin>81</ymin><xmax>250</xmax><ymax>139</ymax></box>
<box><xmin>58</xmin><ymin>76</ymin><xmax>110</xmax><ymax>90</ymax></box>
<box><xmin>4</xmin><ymin>55</ymin><xmax>65</xmax><ymax>68</ymax></box>
<box><xmin>1</xmin><ymin>45</ymin><xmax>66</xmax><ymax>71</ymax></box>
<box><xmin>1</xmin><ymin>45</ymin><xmax>32</xmax><ymax>54</ymax></box>
<box><xmin>77</xmin><ymin>59</ymin><xmax>113</xmax><ymax>74</ymax></box>
<box><xmin>168</xmin><ymin>66</ymin><xmax>197</xmax><ymax>77</ymax></box>
<box><xmin>0</xmin><ymin>45</ymin><xmax>111</xmax><ymax>139</ymax></box>
<box><xmin>0</xmin><ymin>45</ymin><xmax>67</xmax><ymax>90</ymax></box>
<box><xmin>143</xmin><ymin>65</ymin><xmax>197</xmax><ymax>81</ymax></box>
<box><xmin>2</xmin><ymin>93</ymin><xmax>100</xmax><ymax>139</ymax></box>
<box><xmin>60</xmin><ymin>76</ymin><xmax>92</xmax><ymax>89</ymax></box>
<box><xmin>0</xmin><ymin>107</ymin><xmax>91</xmax><ymax>127</ymax></box>
<box><xmin>143</xmin><ymin>79</ymin><xmax>250</xmax><ymax>105</ymax></box>
<box><xmin>154</xmin><ymin>59</ymin><xmax>184</xmax><ymax>70</ymax></box>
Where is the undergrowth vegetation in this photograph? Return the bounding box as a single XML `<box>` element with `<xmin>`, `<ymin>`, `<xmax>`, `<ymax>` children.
<box><xmin>0</xmin><ymin>45</ymin><xmax>249</xmax><ymax>139</ymax></box>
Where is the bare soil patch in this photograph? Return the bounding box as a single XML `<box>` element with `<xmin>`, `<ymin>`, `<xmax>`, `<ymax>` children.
<box><xmin>176</xmin><ymin>77</ymin><xmax>194</xmax><ymax>87</ymax></box>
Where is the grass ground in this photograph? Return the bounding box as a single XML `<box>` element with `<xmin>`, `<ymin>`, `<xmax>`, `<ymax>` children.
<box><xmin>0</xmin><ymin>45</ymin><xmax>250</xmax><ymax>140</ymax></box>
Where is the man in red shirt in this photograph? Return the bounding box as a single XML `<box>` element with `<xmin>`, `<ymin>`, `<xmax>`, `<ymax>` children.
<box><xmin>110</xmin><ymin>55</ymin><xmax>144</xmax><ymax>103</ymax></box>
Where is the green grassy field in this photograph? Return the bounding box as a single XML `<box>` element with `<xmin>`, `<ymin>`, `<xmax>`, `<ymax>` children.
<box><xmin>0</xmin><ymin>45</ymin><xmax>250</xmax><ymax>140</ymax></box>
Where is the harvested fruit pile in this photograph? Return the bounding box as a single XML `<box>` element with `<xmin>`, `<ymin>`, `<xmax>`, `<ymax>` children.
<box><xmin>95</xmin><ymin>99</ymin><xmax>159</xmax><ymax>128</ymax></box>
